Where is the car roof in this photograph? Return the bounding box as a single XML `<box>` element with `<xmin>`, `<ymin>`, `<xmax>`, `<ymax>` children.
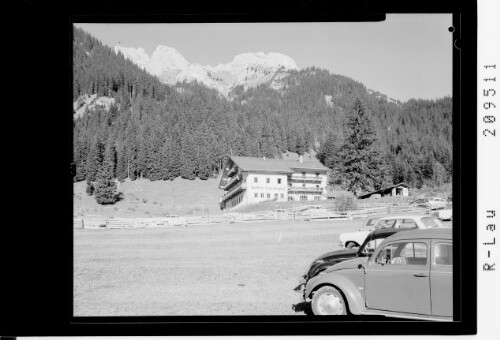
<box><xmin>379</xmin><ymin>214</ymin><xmax>432</xmax><ymax>220</ymax></box>
<box><xmin>383</xmin><ymin>227</ymin><xmax>452</xmax><ymax>242</ymax></box>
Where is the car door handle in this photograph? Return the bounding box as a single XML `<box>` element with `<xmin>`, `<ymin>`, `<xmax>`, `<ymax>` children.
<box><xmin>413</xmin><ymin>273</ymin><xmax>429</xmax><ymax>277</ymax></box>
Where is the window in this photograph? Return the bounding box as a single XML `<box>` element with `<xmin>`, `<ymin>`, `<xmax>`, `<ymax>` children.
<box><xmin>266</xmin><ymin>178</ymin><xmax>270</xmax><ymax>184</ymax></box>
<box><xmin>288</xmin><ymin>196</ymin><xmax>294</xmax><ymax>201</ymax></box>
<box><xmin>316</xmin><ymin>173</ymin><xmax>320</xmax><ymax>177</ymax></box>
<box><xmin>375</xmin><ymin>219</ymin><xmax>397</xmax><ymax>229</ymax></box>
<box><xmin>302</xmin><ymin>172</ymin><xmax>306</xmax><ymax>177</ymax></box>
<box><xmin>434</xmin><ymin>243</ymin><xmax>452</xmax><ymax>266</ymax></box>
<box><xmin>261</xmin><ymin>193</ymin><xmax>264</xmax><ymax>198</ymax></box>
<box><xmin>302</xmin><ymin>183</ymin><xmax>306</xmax><ymax>187</ymax></box>
<box><xmin>267</xmin><ymin>193</ymin><xmax>271</xmax><ymax>198</ymax></box>
<box><xmin>300</xmin><ymin>195</ymin><xmax>308</xmax><ymax>201</ymax></box>
<box><xmin>375</xmin><ymin>241</ymin><xmax>427</xmax><ymax>266</ymax></box>
<box><xmin>280</xmin><ymin>193</ymin><xmax>284</xmax><ymax>199</ymax></box>
<box><xmin>254</xmin><ymin>177</ymin><xmax>258</xmax><ymax>183</ymax></box>
<box><xmin>316</xmin><ymin>185</ymin><xmax>320</xmax><ymax>188</ymax></box>
<box><xmin>274</xmin><ymin>194</ymin><xmax>278</xmax><ymax>199</ymax></box>
<box><xmin>254</xmin><ymin>193</ymin><xmax>258</xmax><ymax>198</ymax></box>
<box><xmin>277</xmin><ymin>178</ymin><xmax>281</xmax><ymax>184</ymax></box>
<box><xmin>314</xmin><ymin>196</ymin><xmax>321</xmax><ymax>200</ymax></box>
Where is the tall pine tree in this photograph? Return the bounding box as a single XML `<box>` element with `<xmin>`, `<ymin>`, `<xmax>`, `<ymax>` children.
<box><xmin>331</xmin><ymin>99</ymin><xmax>389</xmax><ymax>196</ymax></box>
<box><xmin>94</xmin><ymin>144</ymin><xmax>119</xmax><ymax>204</ymax></box>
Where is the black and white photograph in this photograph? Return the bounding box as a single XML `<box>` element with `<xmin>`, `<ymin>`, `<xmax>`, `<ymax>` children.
<box><xmin>72</xmin><ymin>16</ymin><xmax>457</xmax><ymax>320</ymax></box>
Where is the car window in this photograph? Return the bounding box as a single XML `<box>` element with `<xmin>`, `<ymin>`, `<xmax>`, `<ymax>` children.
<box><xmin>434</xmin><ymin>243</ymin><xmax>453</xmax><ymax>266</ymax></box>
<box><xmin>375</xmin><ymin>219</ymin><xmax>397</xmax><ymax>229</ymax></box>
<box><xmin>366</xmin><ymin>218</ymin><xmax>378</xmax><ymax>227</ymax></box>
<box><xmin>421</xmin><ymin>217</ymin><xmax>442</xmax><ymax>228</ymax></box>
<box><xmin>362</xmin><ymin>238</ymin><xmax>385</xmax><ymax>254</ymax></box>
<box><xmin>375</xmin><ymin>241</ymin><xmax>427</xmax><ymax>265</ymax></box>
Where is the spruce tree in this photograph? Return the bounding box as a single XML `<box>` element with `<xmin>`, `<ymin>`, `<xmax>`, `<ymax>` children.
<box><xmin>334</xmin><ymin>99</ymin><xmax>389</xmax><ymax>196</ymax></box>
<box><xmin>85</xmin><ymin>136</ymin><xmax>105</xmax><ymax>183</ymax></box>
<box><xmin>94</xmin><ymin>145</ymin><xmax>119</xmax><ymax>204</ymax></box>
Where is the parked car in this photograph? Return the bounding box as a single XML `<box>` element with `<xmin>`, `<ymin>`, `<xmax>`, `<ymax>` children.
<box><xmin>297</xmin><ymin>228</ymin><xmax>406</xmax><ymax>294</ymax></box>
<box><xmin>333</xmin><ymin>217</ymin><xmax>379</xmax><ymax>250</ymax></box>
<box><xmin>304</xmin><ymin>228</ymin><xmax>453</xmax><ymax>321</ymax></box>
<box><xmin>410</xmin><ymin>197</ymin><xmax>448</xmax><ymax>210</ymax></box>
<box><xmin>428</xmin><ymin>197</ymin><xmax>447</xmax><ymax>210</ymax></box>
<box><xmin>363</xmin><ymin>217</ymin><xmax>381</xmax><ymax>230</ymax></box>
<box><xmin>410</xmin><ymin>198</ymin><xmax>429</xmax><ymax>208</ymax></box>
<box><xmin>438</xmin><ymin>209</ymin><xmax>452</xmax><ymax>221</ymax></box>
<box><xmin>338</xmin><ymin>214</ymin><xmax>445</xmax><ymax>249</ymax></box>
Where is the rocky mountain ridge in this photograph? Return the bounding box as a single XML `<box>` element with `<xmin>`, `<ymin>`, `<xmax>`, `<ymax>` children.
<box><xmin>114</xmin><ymin>45</ymin><xmax>299</xmax><ymax>97</ymax></box>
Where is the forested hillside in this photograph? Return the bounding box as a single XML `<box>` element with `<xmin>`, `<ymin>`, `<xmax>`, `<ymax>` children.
<box><xmin>73</xmin><ymin>26</ymin><xmax>452</xmax><ymax>203</ymax></box>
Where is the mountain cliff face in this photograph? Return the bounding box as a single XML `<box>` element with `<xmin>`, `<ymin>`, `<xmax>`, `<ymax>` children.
<box><xmin>114</xmin><ymin>45</ymin><xmax>298</xmax><ymax>97</ymax></box>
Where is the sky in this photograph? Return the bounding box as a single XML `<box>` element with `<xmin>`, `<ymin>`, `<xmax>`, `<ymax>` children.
<box><xmin>75</xmin><ymin>15</ymin><xmax>453</xmax><ymax>102</ymax></box>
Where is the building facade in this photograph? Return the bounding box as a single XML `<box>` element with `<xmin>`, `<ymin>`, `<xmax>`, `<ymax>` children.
<box><xmin>219</xmin><ymin>156</ymin><xmax>329</xmax><ymax>210</ymax></box>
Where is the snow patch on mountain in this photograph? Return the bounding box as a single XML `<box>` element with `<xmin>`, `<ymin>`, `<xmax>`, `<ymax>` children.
<box><xmin>114</xmin><ymin>45</ymin><xmax>299</xmax><ymax>97</ymax></box>
<box><xmin>324</xmin><ymin>95</ymin><xmax>334</xmax><ymax>108</ymax></box>
<box><xmin>368</xmin><ymin>89</ymin><xmax>402</xmax><ymax>106</ymax></box>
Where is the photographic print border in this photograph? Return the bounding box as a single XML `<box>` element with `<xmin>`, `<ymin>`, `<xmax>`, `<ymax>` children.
<box><xmin>4</xmin><ymin>0</ymin><xmax>476</xmax><ymax>336</ymax></box>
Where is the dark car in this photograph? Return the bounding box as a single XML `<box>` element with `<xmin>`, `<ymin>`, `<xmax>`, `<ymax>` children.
<box><xmin>304</xmin><ymin>228</ymin><xmax>453</xmax><ymax>320</ymax></box>
<box><xmin>297</xmin><ymin>228</ymin><xmax>408</xmax><ymax>293</ymax></box>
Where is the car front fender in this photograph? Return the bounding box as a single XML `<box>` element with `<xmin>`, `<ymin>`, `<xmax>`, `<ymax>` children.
<box><xmin>305</xmin><ymin>272</ymin><xmax>365</xmax><ymax>315</ymax></box>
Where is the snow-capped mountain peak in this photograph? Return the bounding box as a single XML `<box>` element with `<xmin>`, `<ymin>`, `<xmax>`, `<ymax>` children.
<box><xmin>148</xmin><ymin>45</ymin><xmax>189</xmax><ymax>74</ymax></box>
<box><xmin>113</xmin><ymin>44</ymin><xmax>299</xmax><ymax>96</ymax></box>
<box><xmin>114</xmin><ymin>46</ymin><xmax>150</xmax><ymax>70</ymax></box>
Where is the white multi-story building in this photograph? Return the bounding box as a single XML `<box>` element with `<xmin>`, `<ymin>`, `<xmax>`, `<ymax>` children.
<box><xmin>219</xmin><ymin>155</ymin><xmax>329</xmax><ymax>210</ymax></box>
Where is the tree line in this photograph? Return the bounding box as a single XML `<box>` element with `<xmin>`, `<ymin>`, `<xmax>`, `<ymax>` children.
<box><xmin>73</xmin><ymin>26</ymin><xmax>453</xmax><ymax>203</ymax></box>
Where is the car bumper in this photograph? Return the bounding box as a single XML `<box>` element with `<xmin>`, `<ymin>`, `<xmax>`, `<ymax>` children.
<box><xmin>298</xmin><ymin>276</ymin><xmax>308</xmax><ymax>300</ymax></box>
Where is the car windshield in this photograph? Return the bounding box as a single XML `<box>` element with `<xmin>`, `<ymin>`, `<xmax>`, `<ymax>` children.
<box><xmin>360</xmin><ymin>235</ymin><xmax>388</xmax><ymax>255</ymax></box>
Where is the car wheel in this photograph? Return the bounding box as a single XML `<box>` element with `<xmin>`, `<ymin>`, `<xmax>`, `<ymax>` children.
<box><xmin>346</xmin><ymin>242</ymin><xmax>358</xmax><ymax>249</ymax></box>
<box><xmin>312</xmin><ymin>286</ymin><xmax>347</xmax><ymax>315</ymax></box>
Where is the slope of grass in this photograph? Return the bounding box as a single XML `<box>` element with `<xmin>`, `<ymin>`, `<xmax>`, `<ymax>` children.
<box><xmin>74</xmin><ymin>176</ymin><xmax>224</xmax><ymax>218</ymax></box>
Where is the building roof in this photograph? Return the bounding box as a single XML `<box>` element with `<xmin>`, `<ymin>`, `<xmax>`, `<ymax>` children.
<box><xmin>229</xmin><ymin>156</ymin><xmax>328</xmax><ymax>173</ymax></box>
<box><xmin>357</xmin><ymin>182</ymin><xmax>410</xmax><ymax>199</ymax></box>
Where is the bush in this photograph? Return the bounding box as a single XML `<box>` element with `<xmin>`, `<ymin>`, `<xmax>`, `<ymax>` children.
<box><xmin>94</xmin><ymin>180</ymin><xmax>119</xmax><ymax>205</ymax></box>
<box><xmin>334</xmin><ymin>191</ymin><xmax>356</xmax><ymax>212</ymax></box>
<box><xmin>86</xmin><ymin>181</ymin><xmax>94</xmax><ymax>196</ymax></box>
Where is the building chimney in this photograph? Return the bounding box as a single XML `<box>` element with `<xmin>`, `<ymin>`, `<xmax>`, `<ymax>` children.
<box><xmin>299</xmin><ymin>155</ymin><xmax>303</xmax><ymax>163</ymax></box>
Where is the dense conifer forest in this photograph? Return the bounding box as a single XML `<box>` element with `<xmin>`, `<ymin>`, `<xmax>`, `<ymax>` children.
<box><xmin>73</xmin><ymin>27</ymin><xmax>452</xmax><ymax>203</ymax></box>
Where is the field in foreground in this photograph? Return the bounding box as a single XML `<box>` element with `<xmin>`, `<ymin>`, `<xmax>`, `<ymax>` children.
<box><xmin>74</xmin><ymin>219</ymin><xmax>452</xmax><ymax>316</ymax></box>
<box><xmin>74</xmin><ymin>219</ymin><xmax>360</xmax><ymax>316</ymax></box>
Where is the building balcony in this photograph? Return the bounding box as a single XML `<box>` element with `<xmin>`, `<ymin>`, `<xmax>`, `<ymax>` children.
<box><xmin>220</xmin><ymin>182</ymin><xmax>247</xmax><ymax>202</ymax></box>
<box><xmin>220</xmin><ymin>174</ymin><xmax>242</xmax><ymax>190</ymax></box>
<box><xmin>226</xmin><ymin>166</ymin><xmax>237</xmax><ymax>177</ymax></box>
<box><xmin>288</xmin><ymin>186</ymin><xmax>324</xmax><ymax>194</ymax></box>
<box><xmin>290</xmin><ymin>178</ymin><xmax>323</xmax><ymax>184</ymax></box>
